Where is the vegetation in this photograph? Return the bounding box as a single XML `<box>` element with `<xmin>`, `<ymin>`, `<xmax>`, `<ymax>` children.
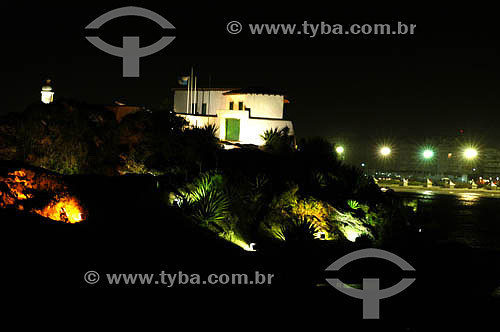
<box><xmin>178</xmin><ymin>172</ymin><xmax>229</xmax><ymax>225</ymax></box>
<box><xmin>273</xmin><ymin>215</ymin><xmax>318</xmax><ymax>242</ymax></box>
<box><xmin>261</xmin><ymin>127</ymin><xmax>293</xmax><ymax>153</ymax></box>
<box><xmin>0</xmin><ymin>100</ymin><xmax>419</xmax><ymax>251</ymax></box>
<box><xmin>347</xmin><ymin>199</ymin><xmax>360</xmax><ymax>210</ymax></box>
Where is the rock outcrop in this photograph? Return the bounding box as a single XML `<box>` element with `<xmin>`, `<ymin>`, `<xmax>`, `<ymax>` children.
<box><xmin>0</xmin><ymin>163</ymin><xmax>86</xmax><ymax>223</ymax></box>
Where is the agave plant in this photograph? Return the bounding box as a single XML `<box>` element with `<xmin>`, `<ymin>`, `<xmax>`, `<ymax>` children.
<box><xmin>202</xmin><ymin>124</ymin><xmax>218</xmax><ymax>140</ymax></box>
<box><xmin>179</xmin><ymin>172</ymin><xmax>229</xmax><ymax>225</ymax></box>
<box><xmin>311</xmin><ymin>170</ymin><xmax>328</xmax><ymax>188</ymax></box>
<box><xmin>274</xmin><ymin>215</ymin><xmax>319</xmax><ymax>242</ymax></box>
<box><xmin>260</xmin><ymin>127</ymin><xmax>291</xmax><ymax>152</ymax></box>
<box><xmin>347</xmin><ymin>199</ymin><xmax>360</xmax><ymax>210</ymax></box>
<box><xmin>260</xmin><ymin>127</ymin><xmax>281</xmax><ymax>143</ymax></box>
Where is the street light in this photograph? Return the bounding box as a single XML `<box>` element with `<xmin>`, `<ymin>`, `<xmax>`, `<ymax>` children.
<box><xmin>463</xmin><ymin>148</ymin><xmax>478</xmax><ymax>160</ymax></box>
<box><xmin>422</xmin><ymin>149</ymin><xmax>434</xmax><ymax>160</ymax></box>
<box><xmin>419</xmin><ymin>147</ymin><xmax>436</xmax><ymax>179</ymax></box>
<box><xmin>335</xmin><ymin>146</ymin><xmax>344</xmax><ymax>154</ymax></box>
<box><xmin>380</xmin><ymin>146</ymin><xmax>391</xmax><ymax>157</ymax></box>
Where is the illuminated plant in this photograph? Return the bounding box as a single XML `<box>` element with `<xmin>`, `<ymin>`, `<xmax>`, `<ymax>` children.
<box><xmin>274</xmin><ymin>215</ymin><xmax>319</xmax><ymax>242</ymax></box>
<box><xmin>179</xmin><ymin>172</ymin><xmax>229</xmax><ymax>225</ymax></box>
<box><xmin>334</xmin><ymin>210</ymin><xmax>372</xmax><ymax>242</ymax></box>
<box><xmin>347</xmin><ymin>199</ymin><xmax>360</xmax><ymax>210</ymax></box>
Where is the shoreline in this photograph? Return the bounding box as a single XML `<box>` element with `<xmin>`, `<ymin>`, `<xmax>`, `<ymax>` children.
<box><xmin>382</xmin><ymin>184</ymin><xmax>500</xmax><ymax>198</ymax></box>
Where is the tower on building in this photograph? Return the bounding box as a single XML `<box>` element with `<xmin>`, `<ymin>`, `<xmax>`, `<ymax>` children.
<box><xmin>41</xmin><ymin>79</ymin><xmax>54</xmax><ymax>104</ymax></box>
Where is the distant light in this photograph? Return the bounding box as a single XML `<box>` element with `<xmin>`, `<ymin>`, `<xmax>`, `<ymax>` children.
<box><xmin>345</xmin><ymin>229</ymin><xmax>360</xmax><ymax>242</ymax></box>
<box><xmin>41</xmin><ymin>79</ymin><xmax>54</xmax><ymax>104</ymax></box>
<box><xmin>41</xmin><ymin>90</ymin><xmax>54</xmax><ymax>104</ymax></box>
<box><xmin>336</xmin><ymin>146</ymin><xmax>344</xmax><ymax>154</ymax></box>
<box><xmin>472</xmin><ymin>168</ymin><xmax>476</xmax><ymax>172</ymax></box>
<box><xmin>361</xmin><ymin>163</ymin><xmax>365</xmax><ymax>167</ymax></box>
<box><xmin>245</xmin><ymin>243</ymin><xmax>257</xmax><ymax>251</ymax></box>
<box><xmin>422</xmin><ymin>149</ymin><xmax>434</xmax><ymax>159</ymax></box>
<box><xmin>314</xmin><ymin>232</ymin><xmax>326</xmax><ymax>240</ymax></box>
<box><xmin>448</xmin><ymin>153</ymin><xmax>452</xmax><ymax>158</ymax></box>
<box><xmin>464</xmin><ymin>148</ymin><xmax>478</xmax><ymax>160</ymax></box>
<box><xmin>380</xmin><ymin>146</ymin><xmax>391</xmax><ymax>156</ymax></box>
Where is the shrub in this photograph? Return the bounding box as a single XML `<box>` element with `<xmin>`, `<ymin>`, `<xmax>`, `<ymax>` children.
<box><xmin>260</xmin><ymin>127</ymin><xmax>293</xmax><ymax>153</ymax></box>
<box><xmin>347</xmin><ymin>199</ymin><xmax>360</xmax><ymax>210</ymax></box>
<box><xmin>274</xmin><ymin>215</ymin><xmax>318</xmax><ymax>242</ymax></box>
<box><xmin>178</xmin><ymin>172</ymin><xmax>229</xmax><ymax>225</ymax></box>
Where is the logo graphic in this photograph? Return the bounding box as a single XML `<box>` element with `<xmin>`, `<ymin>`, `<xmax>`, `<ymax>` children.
<box><xmin>325</xmin><ymin>248</ymin><xmax>415</xmax><ymax>319</ymax></box>
<box><xmin>85</xmin><ymin>6</ymin><xmax>176</xmax><ymax>77</ymax></box>
<box><xmin>84</xmin><ymin>271</ymin><xmax>100</xmax><ymax>284</ymax></box>
<box><xmin>226</xmin><ymin>21</ymin><xmax>243</xmax><ymax>34</ymax></box>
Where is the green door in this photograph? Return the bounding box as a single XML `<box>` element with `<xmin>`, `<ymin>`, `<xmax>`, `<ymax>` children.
<box><xmin>225</xmin><ymin>118</ymin><xmax>240</xmax><ymax>141</ymax></box>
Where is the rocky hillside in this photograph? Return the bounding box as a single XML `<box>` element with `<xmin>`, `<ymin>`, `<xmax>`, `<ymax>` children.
<box><xmin>0</xmin><ymin>161</ymin><xmax>86</xmax><ymax>223</ymax></box>
<box><xmin>0</xmin><ymin>100</ymin><xmax>199</xmax><ymax>176</ymax></box>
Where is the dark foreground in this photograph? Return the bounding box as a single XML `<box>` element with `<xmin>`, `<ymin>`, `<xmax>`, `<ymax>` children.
<box><xmin>1</xmin><ymin>174</ymin><xmax>499</xmax><ymax>329</ymax></box>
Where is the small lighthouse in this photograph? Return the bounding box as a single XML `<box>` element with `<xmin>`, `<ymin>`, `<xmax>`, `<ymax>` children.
<box><xmin>41</xmin><ymin>79</ymin><xmax>54</xmax><ymax>104</ymax></box>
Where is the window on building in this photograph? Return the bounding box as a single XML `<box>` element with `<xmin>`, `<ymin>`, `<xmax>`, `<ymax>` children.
<box><xmin>229</xmin><ymin>101</ymin><xmax>234</xmax><ymax>110</ymax></box>
<box><xmin>201</xmin><ymin>103</ymin><xmax>207</xmax><ymax>115</ymax></box>
<box><xmin>238</xmin><ymin>101</ymin><xmax>244</xmax><ymax>110</ymax></box>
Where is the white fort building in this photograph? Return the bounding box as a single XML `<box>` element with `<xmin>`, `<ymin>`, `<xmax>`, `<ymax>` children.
<box><xmin>173</xmin><ymin>87</ymin><xmax>294</xmax><ymax>146</ymax></box>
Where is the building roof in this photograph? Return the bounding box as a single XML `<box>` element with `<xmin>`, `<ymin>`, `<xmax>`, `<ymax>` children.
<box><xmin>222</xmin><ymin>87</ymin><xmax>287</xmax><ymax>96</ymax></box>
<box><xmin>41</xmin><ymin>79</ymin><xmax>53</xmax><ymax>91</ymax></box>
<box><xmin>171</xmin><ymin>87</ymin><xmax>238</xmax><ymax>91</ymax></box>
<box><xmin>172</xmin><ymin>86</ymin><xmax>290</xmax><ymax>103</ymax></box>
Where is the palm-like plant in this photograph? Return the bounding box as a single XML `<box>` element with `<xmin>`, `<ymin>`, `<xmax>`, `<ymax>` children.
<box><xmin>179</xmin><ymin>173</ymin><xmax>229</xmax><ymax>225</ymax></box>
<box><xmin>201</xmin><ymin>124</ymin><xmax>218</xmax><ymax>141</ymax></box>
<box><xmin>347</xmin><ymin>199</ymin><xmax>360</xmax><ymax>210</ymax></box>
<box><xmin>260</xmin><ymin>127</ymin><xmax>291</xmax><ymax>152</ymax></box>
<box><xmin>274</xmin><ymin>215</ymin><xmax>319</xmax><ymax>242</ymax></box>
<box><xmin>261</xmin><ymin>128</ymin><xmax>281</xmax><ymax>143</ymax></box>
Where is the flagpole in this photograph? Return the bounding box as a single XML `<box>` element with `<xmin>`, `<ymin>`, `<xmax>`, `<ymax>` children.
<box><xmin>194</xmin><ymin>75</ymin><xmax>197</xmax><ymax>115</ymax></box>
<box><xmin>208</xmin><ymin>75</ymin><xmax>211</xmax><ymax>116</ymax></box>
<box><xmin>185</xmin><ymin>77</ymin><xmax>189</xmax><ymax>114</ymax></box>
<box><xmin>186</xmin><ymin>71</ymin><xmax>190</xmax><ymax>114</ymax></box>
<box><xmin>190</xmin><ymin>67</ymin><xmax>193</xmax><ymax>114</ymax></box>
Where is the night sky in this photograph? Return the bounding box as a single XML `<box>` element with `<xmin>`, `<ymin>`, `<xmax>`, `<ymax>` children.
<box><xmin>2</xmin><ymin>4</ymin><xmax>499</xmax><ymax>145</ymax></box>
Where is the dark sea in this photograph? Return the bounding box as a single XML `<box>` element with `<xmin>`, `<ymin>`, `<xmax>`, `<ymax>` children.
<box><xmin>395</xmin><ymin>191</ymin><xmax>500</xmax><ymax>250</ymax></box>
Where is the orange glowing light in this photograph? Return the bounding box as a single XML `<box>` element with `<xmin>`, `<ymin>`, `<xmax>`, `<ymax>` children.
<box><xmin>17</xmin><ymin>193</ymin><xmax>28</xmax><ymax>200</ymax></box>
<box><xmin>1</xmin><ymin>168</ymin><xmax>86</xmax><ymax>223</ymax></box>
<box><xmin>34</xmin><ymin>195</ymin><xmax>84</xmax><ymax>224</ymax></box>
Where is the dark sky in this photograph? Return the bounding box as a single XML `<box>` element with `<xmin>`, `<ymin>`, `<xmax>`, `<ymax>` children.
<box><xmin>1</xmin><ymin>4</ymin><xmax>499</xmax><ymax>145</ymax></box>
